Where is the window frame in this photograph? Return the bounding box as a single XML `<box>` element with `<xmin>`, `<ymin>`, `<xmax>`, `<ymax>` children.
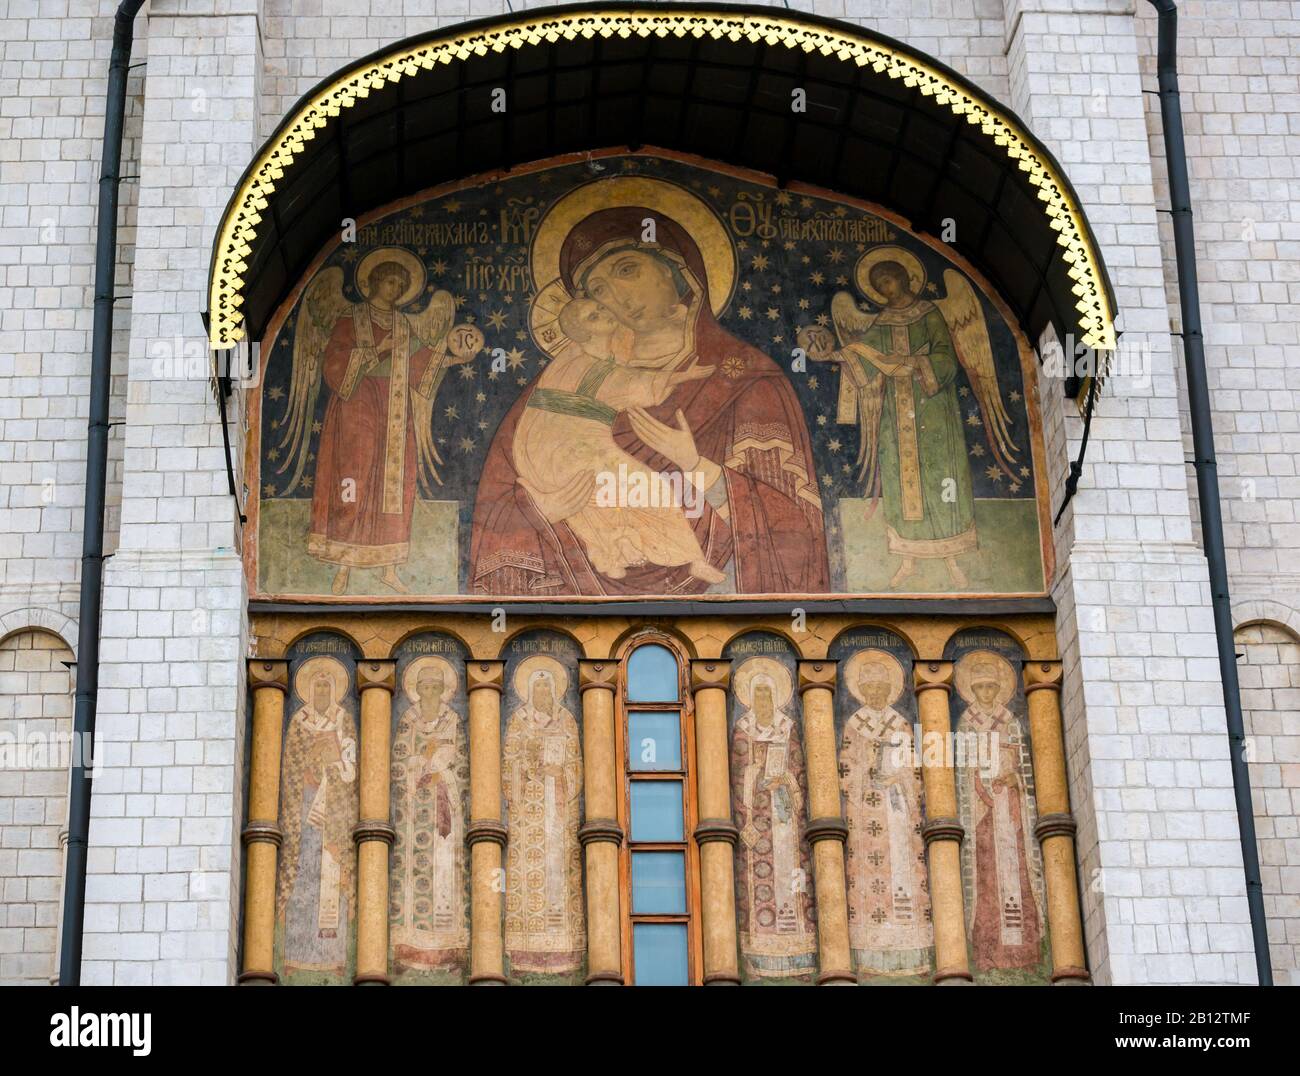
<box><xmin>615</xmin><ymin>633</ymin><xmax>702</xmax><ymax>985</ymax></box>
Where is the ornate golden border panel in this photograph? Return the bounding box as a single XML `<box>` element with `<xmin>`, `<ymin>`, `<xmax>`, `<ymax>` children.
<box><xmin>207</xmin><ymin>6</ymin><xmax>1118</xmax><ymax>354</ymax></box>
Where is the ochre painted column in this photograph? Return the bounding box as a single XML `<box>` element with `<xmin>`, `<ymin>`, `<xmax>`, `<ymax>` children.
<box><xmin>240</xmin><ymin>659</ymin><xmax>289</xmax><ymax>985</ymax></box>
<box><xmin>354</xmin><ymin>660</ymin><xmax>396</xmax><ymax>986</ymax></box>
<box><xmin>578</xmin><ymin>659</ymin><xmax>624</xmax><ymax>986</ymax></box>
<box><xmin>797</xmin><ymin>660</ymin><xmax>855</xmax><ymax>985</ymax></box>
<box><xmin>466</xmin><ymin>659</ymin><xmax>508</xmax><ymax>986</ymax></box>
<box><xmin>1024</xmin><ymin>660</ymin><xmax>1090</xmax><ymax>985</ymax></box>
<box><xmin>915</xmin><ymin>660</ymin><xmax>972</xmax><ymax>985</ymax></box>
<box><xmin>690</xmin><ymin>659</ymin><xmax>741</xmax><ymax>986</ymax></box>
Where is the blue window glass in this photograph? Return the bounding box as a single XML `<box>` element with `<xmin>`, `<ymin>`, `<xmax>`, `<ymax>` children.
<box><xmin>630</xmin><ymin>781</ymin><xmax>684</xmax><ymax>842</ymax></box>
<box><xmin>633</xmin><ymin>923</ymin><xmax>689</xmax><ymax>986</ymax></box>
<box><xmin>627</xmin><ymin>644</ymin><xmax>679</xmax><ymax>703</ymax></box>
<box><xmin>631</xmin><ymin>851</ymin><xmax>687</xmax><ymax>914</ymax></box>
<box><xmin>627</xmin><ymin>711</ymin><xmax>681</xmax><ymax>771</ymax></box>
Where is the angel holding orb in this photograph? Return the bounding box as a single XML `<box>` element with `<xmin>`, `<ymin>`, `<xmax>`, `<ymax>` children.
<box><xmin>797</xmin><ymin>247</ymin><xmax>1019</xmax><ymax>590</ymax></box>
<box><xmin>273</xmin><ymin>248</ymin><xmax>485</xmax><ymax>595</ymax></box>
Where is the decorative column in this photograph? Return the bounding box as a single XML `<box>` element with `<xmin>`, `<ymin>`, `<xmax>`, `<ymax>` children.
<box><xmin>578</xmin><ymin>659</ymin><xmax>624</xmax><ymax>985</ymax></box>
<box><xmin>1024</xmin><ymin>660</ymin><xmax>1090</xmax><ymax>984</ymax></box>
<box><xmin>353</xmin><ymin>660</ymin><xmax>396</xmax><ymax>986</ymax></box>
<box><xmin>239</xmin><ymin>659</ymin><xmax>288</xmax><ymax>986</ymax></box>
<box><xmin>796</xmin><ymin>660</ymin><xmax>855</xmax><ymax>985</ymax></box>
<box><xmin>690</xmin><ymin>659</ymin><xmax>740</xmax><ymax>986</ymax></box>
<box><xmin>466</xmin><ymin>659</ymin><xmax>508</xmax><ymax>985</ymax></box>
<box><xmin>915</xmin><ymin>660</ymin><xmax>972</xmax><ymax>985</ymax></box>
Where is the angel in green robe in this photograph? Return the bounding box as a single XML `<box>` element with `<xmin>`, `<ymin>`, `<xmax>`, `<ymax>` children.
<box><xmin>798</xmin><ymin>256</ymin><xmax>1018</xmax><ymax>589</ymax></box>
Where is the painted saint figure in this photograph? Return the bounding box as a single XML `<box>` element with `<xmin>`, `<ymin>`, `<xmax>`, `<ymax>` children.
<box><xmin>503</xmin><ymin>656</ymin><xmax>585</xmax><ymax>974</ymax></box>
<box><xmin>277</xmin><ymin>656</ymin><xmax>358</xmax><ymax>979</ymax></box>
<box><xmin>273</xmin><ymin>249</ymin><xmax>483</xmax><ymax>595</ymax></box>
<box><xmin>390</xmin><ymin>656</ymin><xmax>468</xmax><ymax>972</ymax></box>
<box><xmin>954</xmin><ymin>650</ymin><xmax>1044</xmax><ymax>972</ymax></box>
<box><xmin>799</xmin><ymin>249</ymin><xmax>1020</xmax><ymax>589</ymax></box>
<box><xmin>839</xmin><ymin>649</ymin><xmax>931</xmax><ymax>978</ymax></box>
<box><xmin>730</xmin><ymin>657</ymin><xmax>815</xmax><ymax>978</ymax></box>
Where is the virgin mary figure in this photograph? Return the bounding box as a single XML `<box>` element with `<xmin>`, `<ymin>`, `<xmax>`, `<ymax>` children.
<box><xmin>469</xmin><ymin>179</ymin><xmax>829</xmax><ymax>597</ymax></box>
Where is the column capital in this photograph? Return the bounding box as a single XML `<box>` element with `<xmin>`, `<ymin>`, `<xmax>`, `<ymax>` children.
<box><xmin>355</xmin><ymin>659</ymin><xmax>396</xmax><ymax>694</ymax></box>
<box><xmin>248</xmin><ymin>658</ymin><xmax>289</xmax><ymax>693</ymax></box>
<box><xmin>690</xmin><ymin>658</ymin><xmax>732</xmax><ymax>692</ymax></box>
<box><xmin>465</xmin><ymin>659</ymin><xmax>506</xmax><ymax>694</ymax></box>
<box><xmin>796</xmin><ymin>659</ymin><xmax>837</xmax><ymax>694</ymax></box>
<box><xmin>913</xmin><ymin>660</ymin><xmax>954</xmax><ymax>694</ymax></box>
<box><xmin>578</xmin><ymin>658</ymin><xmax>619</xmax><ymax>694</ymax></box>
<box><xmin>1023</xmin><ymin>660</ymin><xmax>1064</xmax><ymax>695</ymax></box>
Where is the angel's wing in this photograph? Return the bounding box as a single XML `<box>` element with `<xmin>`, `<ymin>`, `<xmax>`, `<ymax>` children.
<box><xmin>406</xmin><ymin>290</ymin><xmax>456</xmax><ymax>493</ymax></box>
<box><xmin>275</xmin><ymin>266</ymin><xmax>349</xmax><ymax>493</ymax></box>
<box><xmin>935</xmin><ymin>269</ymin><xmax>1019</xmax><ymax>479</ymax></box>
<box><xmin>830</xmin><ymin>290</ymin><xmax>886</xmax><ymax>485</ymax></box>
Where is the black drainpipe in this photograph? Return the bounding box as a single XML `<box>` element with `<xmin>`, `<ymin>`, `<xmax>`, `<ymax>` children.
<box><xmin>1146</xmin><ymin>0</ymin><xmax>1271</xmax><ymax>986</ymax></box>
<box><xmin>60</xmin><ymin>0</ymin><xmax>146</xmax><ymax>987</ymax></box>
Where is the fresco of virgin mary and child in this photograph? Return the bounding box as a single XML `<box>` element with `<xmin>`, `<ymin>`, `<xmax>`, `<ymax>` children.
<box><xmin>469</xmin><ymin>178</ymin><xmax>831</xmax><ymax>597</ymax></box>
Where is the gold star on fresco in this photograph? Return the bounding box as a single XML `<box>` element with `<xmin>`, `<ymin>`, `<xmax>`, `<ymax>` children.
<box><xmin>816</xmin><ymin>414</ymin><xmax>828</xmax><ymax>427</ymax></box>
<box><xmin>267</xmin><ymin>386</ymin><xmax>284</xmax><ymax>401</ymax></box>
<box><xmin>752</xmin><ymin>254</ymin><xmax>770</xmax><ymax>271</ymax></box>
<box><xmin>971</xmin><ymin>444</ymin><xmax>985</xmax><ymax>457</ymax></box>
<box><xmin>815</xmin><ymin>314</ymin><xmax>830</xmax><ymax>326</ymax></box>
<box><xmin>809</xmin><ymin>270</ymin><xmax>825</xmax><ymax>285</ymax></box>
<box><xmin>722</xmin><ymin>356</ymin><xmax>747</xmax><ymax>379</ymax></box>
<box><xmin>828</xmin><ymin>438</ymin><xmax>842</xmax><ymax>452</ymax></box>
<box><xmin>771</xmin><ymin>283</ymin><xmax>782</xmax><ymax>295</ymax></box>
<box><xmin>458</xmin><ymin>364</ymin><xmax>475</xmax><ymax>380</ymax></box>
<box><xmin>1020</xmin><ymin>466</ymin><xmax>1031</xmax><ymax>478</ymax></box>
<box><xmin>959</xmin><ymin>386</ymin><xmax>970</xmax><ymax>397</ymax></box>
<box><xmin>836</xmin><ymin>275</ymin><xmax>847</xmax><ymax>286</ymax></box>
<box><xmin>459</xmin><ymin>437</ymin><xmax>475</xmax><ymax>454</ymax></box>
<box><xmin>828</xmin><ymin>248</ymin><xmax>844</xmax><ymax>263</ymax></box>
<box><xmin>765</xmin><ymin>308</ymin><xmax>779</xmax><ymax>320</ymax></box>
<box><xmin>506</xmin><ymin>348</ymin><xmax>526</xmax><ymax>370</ymax></box>
<box><xmin>772</xmin><ymin>334</ymin><xmax>784</xmax><ymax>344</ymax></box>
<box><xmin>516</xmin><ymin>376</ymin><xmax>528</xmax><ymax>386</ymax></box>
<box><xmin>967</xmin><ymin>412</ymin><xmax>982</xmax><ymax>427</ymax></box>
<box><xmin>775</xmin><ymin>191</ymin><xmax>792</xmax><ymax>206</ymax></box>
<box><xmin>801</xmin><ymin>197</ymin><xmax>813</xmax><ymax>209</ymax></box>
<box><xmin>808</xmin><ymin>376</ymin><xmax>818</xmax><ymax>389</ymax></box>
<box><xmin>798</xmin><ymin>298</ymin><xmax>809</xmax><ymax>310</ymax></box>
<box><xmin>985</xmin><ymin>465</ymin><xmax>1002</xmax><ymax>481</ymax></box>
<box><xmin>301</xmin><ymin>475</ymin><xmax>313</xmax><ymax>490</ymax></box>
<box><xmin>741</xmin><ymin>282</ymin><xmax>752</xmax><ymax>292</ymax></box>
<box><xmin>738</xmin><ymin>306</ymin><xmax>753</xmax><ymax>320</ymax></box>
<box><xmin>802</xmin><ymin>255</ymin><xmax>811</xmax><ymax>266</ymax></box>
<box><xmin>476</xmin><ymin>391</ymin><xmax>487</xmax><ymax>404</ymax></box>
<box><xmin>263</xmin><ymin>483</ymin><xmax>275</xmax><ymax>497</ymax></box>
<box><xmin>516</xmin><ymin>329</ymin><xmax>527</xmax><ymax>341</ymax></box>
<box><xmin>784</xmin><ymin>241</ymin><xmax>795</xmax><ymax>251</ymax></box>
<box><xmin>443</xmin><ymin>200</ymin><xmax>462</xmax><ymax>212</ymax></box>
<box><xmin>926</xmin><ymin>282</ymin><xmax>938</xmax><ymax>294</ymax></box>
<box><xmin>445</xmin><ymin>405</ymin><xmax>459</xmax><ymax>420</ymax></box>
<box><xmin>431</xmin><ymin>260</ymin><xmax>447</xmax><ymax>276</ymax></box>
<box><xmin>842</xmin><ymin>463</ymin><xmax>852</xmax><ymax>474</ymax></box>
<box><xmin>270</xmin><ymin>419</ymin><xmax>279</xmax><ymax>431</ymax></box>
<box><xmin>822</xmin><ymin>474</ymin><xmax>833</xmax><ymax>487</ymax></box>
<box><xmin>503</xmin><ymin>294</ymin><xmax>514</xmax><ymax>304</ymax></box>
<box><xmin>478</xmin><ymin>420</ymin><xmax>488</xmax><ymax>432</ymax></box>
<box><xmin>1009</xmin><ymin>481</ymin><xmax>1021</xmax><ymax>493</ymax></box>
<box><xmin>708</xmin><ymin>186</ymin><xmax>721</xmax><ymax>197</ymax></box>
<box><xmin>834</xmin><ymin>206</ymin><xmax>847</xmax><ymax>217</ymax></box>
<box><xmin>312</xmin><ymin>421</ymin><xmax>322</xmax><ymax>434</ymax></box>
<box><xmin>454</xmin><ymin>295</ymin><xmax>467</xmax><ymax>308</ymax></box>
<box><xmin>486</xmin><ymin>309</ymin><xmax>508</xmax><ymax>330</ymax></box>
<box><xmin>267</xmin><ymin>448</ymin><xmax>279</xmax><ymax>462</ymax></box>
<box><xmin>410</xmin><ymin>206</ymin><xmax>424</xmax><ymax>218</ymax></box>
<box><xmin>1010</xmin><ymin>390</ymin><xmax>1022</xmax><ymax>403</ymax></box>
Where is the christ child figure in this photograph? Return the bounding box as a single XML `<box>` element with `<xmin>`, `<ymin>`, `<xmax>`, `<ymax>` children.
<box><xmin>513</xmin><ymin>297</ymin><xmax>723</xmax><ymax>583</ymax></box>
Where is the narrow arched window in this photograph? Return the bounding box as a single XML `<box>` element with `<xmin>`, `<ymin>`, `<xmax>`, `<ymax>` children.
<box><xmin>619</xmin><ymin>638</ymin><xmax>698</xmax><ymax>984</ymax></box>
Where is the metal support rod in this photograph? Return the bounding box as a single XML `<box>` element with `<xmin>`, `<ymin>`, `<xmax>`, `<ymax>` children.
<box><xmin>60</xmin><ymin>0</ymin><xmax>146</xmax><ymax>987</ymax></box>
<box><xmin>1146</xmin><ymin>0</ymin><xmax>1271</xmax><ymax>985</ymax></box>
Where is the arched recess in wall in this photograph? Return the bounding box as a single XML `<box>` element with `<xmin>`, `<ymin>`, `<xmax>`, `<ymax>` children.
<box><xmin>1233</xmin><ymin>619</ymin><xmax>1300</xmax><ymax>986</ymax></box>
<box><xmin>0</xmin><ymin>628</ymin><xmax>75</xmax><ymax>985</ymax></box>
<box><xmin>207</xmin><ymin>2</ymin><xmax>1117</xmax><ymax>399</ymax></box>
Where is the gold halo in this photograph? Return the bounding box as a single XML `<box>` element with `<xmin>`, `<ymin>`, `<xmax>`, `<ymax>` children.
<box><xmin>511</xmin><ymin>654</ymin><xmax>569</xmax><ymax>704</ymax></box>
<box><xmin>954</xmin><ymin>650</ymin><xmax>1016</xmax><ymax>710</ymax></box>
<box><xmin>530</xmin><ymin>175</ymin><xmax>735</xmax><ymax>317</ymax></box>
<box><xmin>843</xmin><ymin>649</ymin><xmax>906</xmax><ymax>707</ymax></box>
<box><xmin>855</xmin><ymin>245</ymin><xmax>927</xmax><ymax>306</ymax></box>
<box><xmin>732</xmin><ymin>656</ymin><xmax>793</xmax><ymax>712</ymax></box>
<box><xmin>356</xmin><ymin>247</ymin><xmax>426</xmax><ymax>307</ymax></box>
<box><xmin>294</xmin><ymin>655</ymin><xmax>349</xmax><ymax>707</ymax></box>
<box><xmin>401</xmin><ymin>654</ymin><xmax>458</xmax><ymax>704</ymax></box>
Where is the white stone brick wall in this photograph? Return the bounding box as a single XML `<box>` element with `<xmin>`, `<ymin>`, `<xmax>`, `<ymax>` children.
<box><xmin>0</xmin><ymin>627</ymin><xmax>73</xmax><ymax>985</ymax></box>
<box><xmin>1</xmin><ymin>0</ymin><xmax>1296</xmax><ymax>986</ymax></box>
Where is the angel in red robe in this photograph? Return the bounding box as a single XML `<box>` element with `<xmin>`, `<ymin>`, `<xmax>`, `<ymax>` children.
<box><xmin>273</xmin><ymin>252</ymin><xmax>483</xmax><ymax>595</ymax></box>
<box><xmin>469</xmin><ymin>207</ymin><xmax>830</xmax><ymax>596</ymax></box>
